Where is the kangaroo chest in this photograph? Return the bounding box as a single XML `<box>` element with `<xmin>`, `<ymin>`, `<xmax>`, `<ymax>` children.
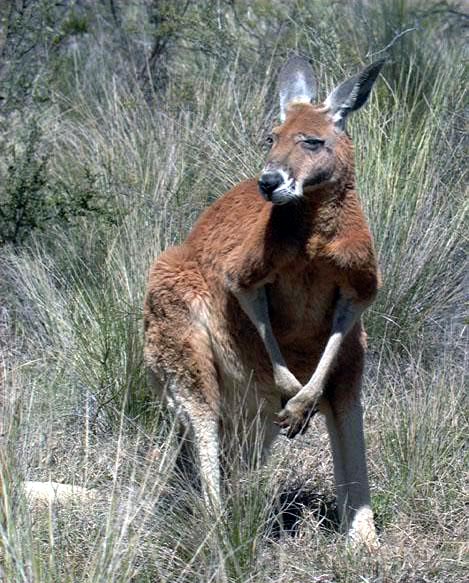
<box><xmin>267</xmin><ymin>259</ymin><xmax>338</xmax><ymax>346</ymax></box>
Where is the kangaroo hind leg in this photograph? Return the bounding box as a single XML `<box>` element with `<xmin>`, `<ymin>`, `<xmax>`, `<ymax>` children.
<box><xmin>169</xmin><ymin>375</ymin><xmax>221</xmax><ymax>511</ymax></box>
<box><xmin>144</xmin><ymin>254</ymin><xmax>221</xmax><ymax>511</ymax></box>
<box><xmin>322</xmin><ymin>339</ymin><xmax>377</xmax><ymax>548</ymax></box>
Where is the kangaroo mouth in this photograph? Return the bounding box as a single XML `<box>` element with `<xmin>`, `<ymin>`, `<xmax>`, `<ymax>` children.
<box><xmin>269</xmin><ymin>187</ymin><xmax>298</xmax><ymax>205</ymax></box>
<box><xmin>270</xmin><ymin>179</ymin><xmax>302</xmax><ymax>205</ymax></box>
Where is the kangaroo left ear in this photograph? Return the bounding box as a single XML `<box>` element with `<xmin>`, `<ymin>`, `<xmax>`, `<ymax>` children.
<box><xmin>278</xmin><ymin>56</ymin><xmax>317</xmax><ymax>122</ymax></box>
<box><xmin>324</xmin><ymin>59</ymin><xmax>385</xmax><ymax>129</ymax></box>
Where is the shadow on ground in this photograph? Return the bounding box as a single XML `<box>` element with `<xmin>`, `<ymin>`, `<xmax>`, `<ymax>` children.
<box><xmin>268</xmin><ymin>483</ymin><xmax>338</xmax><ymax>539</ymax></box>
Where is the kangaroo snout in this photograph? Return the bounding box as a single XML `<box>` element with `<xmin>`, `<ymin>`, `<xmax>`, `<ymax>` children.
<box><xmin>258</xmin><ymin>171</ymin><xmax>284</xmax><ymax>200</ymax></box>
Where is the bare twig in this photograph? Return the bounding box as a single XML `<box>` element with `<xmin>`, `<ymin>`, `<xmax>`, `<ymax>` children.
<box><xmin>447</xmin><ymin>8</ymin><xmax>469</xmax><ymax>19</ymax></box>
<box><xmin>366</xmin><ymin>27</ymin><xmax>418</xmax><ymax>59</ymax></box>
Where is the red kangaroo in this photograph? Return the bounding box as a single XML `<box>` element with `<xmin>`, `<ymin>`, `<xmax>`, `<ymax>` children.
<box><xmin>144</xmin><ymin>56</ymin><xmax>383</xmax><ymax>545</ymax></box>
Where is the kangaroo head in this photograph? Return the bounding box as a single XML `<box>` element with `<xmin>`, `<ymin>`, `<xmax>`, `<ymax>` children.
<box><xmin>258</xmin><ymin>56</ymin><xmax>384</xmax><ymax>205</ymax></box>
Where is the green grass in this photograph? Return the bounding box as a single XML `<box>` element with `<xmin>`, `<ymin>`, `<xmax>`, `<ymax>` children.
<box><xmin>0</xmin><ymin>0</ymin><xmax>467</xmax><ymax>581</ymax></box>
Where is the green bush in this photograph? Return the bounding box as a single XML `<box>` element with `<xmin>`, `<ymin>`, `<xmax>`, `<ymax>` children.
<box><xmin>0</xmin><ymin>118</ymin><xmax>124</xmax><ymax>246</ymax></box>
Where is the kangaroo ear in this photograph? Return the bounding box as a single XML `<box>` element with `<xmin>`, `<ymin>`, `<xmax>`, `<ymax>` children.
<box><xmin>324</xmin><ymin>59</ymin><xmax>385</xmax><ymax>129</ymax></box>
<box><xmin>278</xmin><ymin>56</ymin><xmax>317</xmax><ymax>122</ymax></box>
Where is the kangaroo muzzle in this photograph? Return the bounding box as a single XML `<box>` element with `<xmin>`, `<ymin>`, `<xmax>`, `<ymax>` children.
<box><xmin>258</xmin><ymin>169</ymin><xmax>298</xmax><ymax>205</ymax></box>
<box><xmin>258</xmin><ymin>171</ymin><xmax>284</xmax><ymax>200</ymax></box>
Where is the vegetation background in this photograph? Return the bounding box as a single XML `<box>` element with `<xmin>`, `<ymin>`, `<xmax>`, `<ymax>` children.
<box><xmin>0</xmin><ymin>0</ymin><xmax>467</xmax><ymax>581</ymax></box>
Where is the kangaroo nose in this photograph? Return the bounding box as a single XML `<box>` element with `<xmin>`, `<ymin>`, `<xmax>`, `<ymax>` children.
<box><xmin>258</xmin><ymin>172</ymin><xmax>283</xmax><ymax>199</ymax></box>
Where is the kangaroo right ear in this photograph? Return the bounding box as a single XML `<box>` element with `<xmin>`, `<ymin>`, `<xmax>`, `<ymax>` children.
<box><xmin>324</xmin><ymin>59</ymin><xmax>385</xmax><ymax>129</ymax></box>
<box><xmin>278</xmin><ymin>56</ymin><xmax>317</xmax><ymax>122</ymax></box>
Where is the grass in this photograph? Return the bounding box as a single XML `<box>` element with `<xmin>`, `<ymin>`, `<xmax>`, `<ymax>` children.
<box><xmin>0</xmin><ymin>0</ymin><xmax>467</xmax><ymax>581</ymax></box>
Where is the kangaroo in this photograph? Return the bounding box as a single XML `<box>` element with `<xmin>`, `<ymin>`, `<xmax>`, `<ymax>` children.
<box><xmin>144</xmin><ymin>56</ymin><xmax>383</xmax><ymax>546</ymax></box>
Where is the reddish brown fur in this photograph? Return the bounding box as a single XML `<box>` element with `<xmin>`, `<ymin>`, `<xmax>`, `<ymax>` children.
<box><xmin>145</xmin><ymin>103</ymin><xmax>378</xmax><ymax>406</ymax></box>
<box><xmin>143</xmin><ymin>54</ymin><xmax>384</xmax><ymax>545</ymax></box>
<box><xmin>143</xmin><ymin>101</ymin><xmax>380</xmax><ymax>537</ymax></box>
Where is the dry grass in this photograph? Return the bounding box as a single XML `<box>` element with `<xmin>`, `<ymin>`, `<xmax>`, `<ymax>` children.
<box><xmin>0</xmin><ymin>0</ymin><xmax>467</xmax><ymax>581</ymax></box>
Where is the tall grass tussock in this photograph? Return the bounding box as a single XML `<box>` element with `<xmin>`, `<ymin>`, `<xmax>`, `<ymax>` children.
<box><xmin>0</xmin><ymin>0</ymin><xmax>467</xmax><ymax>581</ymax></box>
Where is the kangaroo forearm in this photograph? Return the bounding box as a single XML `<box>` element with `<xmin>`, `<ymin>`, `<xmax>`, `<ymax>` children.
<box><xmin>233</xmin><ymin>286</ymin><xmax>302</xmax><ymax>398</ymax></box>
<box><xmin>289</xmin><ymin>295</ymin><xmax>364</xmax><ymax>407</ymax></box>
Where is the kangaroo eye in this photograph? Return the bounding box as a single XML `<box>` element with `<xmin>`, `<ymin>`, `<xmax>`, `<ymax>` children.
<box><xmin>302</xmin><ymin>137</ymin><xmax>325</xmax><ymax>151</ymax></box>
<box><xmin>265</xmin><ymin>134</ymin><xmax>274</xmax><ymax>147</ymax></box>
